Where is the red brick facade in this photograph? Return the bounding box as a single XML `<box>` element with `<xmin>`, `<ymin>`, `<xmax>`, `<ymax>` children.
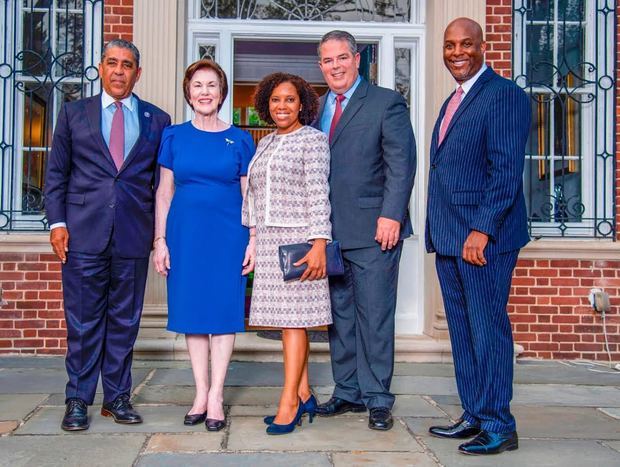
<box><xmin>0</xmin><ymin>1</ymin><xmax>618</xmax><ymax>359</ymax></box>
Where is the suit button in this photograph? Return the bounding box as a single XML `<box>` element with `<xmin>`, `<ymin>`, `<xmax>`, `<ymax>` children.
<box><xmin>431</xmin><ymin>163</ymin><xmax>437</xmax><ymax>170</ymax></box>
<box><xmin>109</xmin><ymin>203</ymin><xmax>115</xmax><ymax>209</ymax></box>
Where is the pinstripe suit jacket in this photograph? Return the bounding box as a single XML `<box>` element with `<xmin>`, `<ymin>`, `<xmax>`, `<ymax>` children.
<box><xmin>425</xmin><ymin>67</ymin><xmax>530</xmax><ymax>256</ymax></box>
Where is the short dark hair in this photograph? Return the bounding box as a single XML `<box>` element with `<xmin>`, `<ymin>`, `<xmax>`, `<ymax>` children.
<box><xmin>253</xmin><ymin>73</ymin><xmax>319</xmax><ymax>126</ymax></box>
<box><xmin>183</xmin><ymin>59</ymin><xmax>228</xmax><ymax>111</ymax></box>
<box><xmin>318</xmin><ymin>30</ymin><xmax>357</xmax><ymax>59</ymax></box>
<box><xmin>102</xmin><ymin>39</ymin><xmax>140</xmax><ymax>67</ymax></box>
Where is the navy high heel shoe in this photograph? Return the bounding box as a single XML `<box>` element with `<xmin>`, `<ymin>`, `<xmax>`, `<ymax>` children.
<box><xmin>266</xmin><ymin>400</ymin><xmax>304</xmax><ymax>435</ymax></box>
<box><xmin>264</xmin><ymin>394</ymin><xmax>318</xmax><ymax>425</ymax></box>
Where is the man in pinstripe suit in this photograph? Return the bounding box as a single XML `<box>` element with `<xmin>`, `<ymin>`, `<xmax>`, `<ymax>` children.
<box><xmin>426</xmin><ymin>18</ymin><xmax>530</xmax><ymax>455</ymax></box>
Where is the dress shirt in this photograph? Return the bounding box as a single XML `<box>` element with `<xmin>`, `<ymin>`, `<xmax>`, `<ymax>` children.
<box><xmin>440</xmin><ymin>63</ymin><xmax>487</xmax><ymax>129</ymax></box>
<box><xmin>50</xmin><ymin>91</ymin><xmax>140</xmax><ymax>231</ymax></box>
<box><xmin>320</xmin><ymin>75</ymin><xmax>362</xmax><ymax>134</ymax></box>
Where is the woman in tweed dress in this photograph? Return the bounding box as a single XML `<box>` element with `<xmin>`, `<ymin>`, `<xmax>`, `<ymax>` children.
<box><xmin>242</xmin><ymin>73</ymin><xmax>332</xmax><ymax>434</ymax></box>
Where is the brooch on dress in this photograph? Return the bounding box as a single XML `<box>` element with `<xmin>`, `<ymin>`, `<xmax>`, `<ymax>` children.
<box><xmin>225</xmin><ymin>138</ymin><xmax>235</xmax><ymax>146</ymax></box>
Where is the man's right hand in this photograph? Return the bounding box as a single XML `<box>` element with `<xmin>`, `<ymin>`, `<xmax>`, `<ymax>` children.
<box><xmin>50</xmin><ymin>227</ymin><xmax>69</xmax><ymax>263</ymax></box>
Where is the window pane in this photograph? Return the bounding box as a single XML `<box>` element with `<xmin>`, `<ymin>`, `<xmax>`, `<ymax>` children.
<box><xmin>394</xmin><ymin>47</ymin><xmax>411</xmax><ymax>107</ymax></box>
<box><xmin>524</xmin><ymin>159</ymin><xmax>552</xmax><ymax>221</ymax></box>
<box><xmin>200</xmin><ymin>0</ymin><xmax>411</xmax><ymax>22</ymax></box>
<box><xmin>22</xmin><ymin>82</ymin><xmax>53</xmax><ymax>150</ymax></box>
<box><xmin>559</xmin><ymin>24</ymin><xmax>584</xmax><ymax>87</ymax></box>
<box><xmin>527</xmin><ymin>93</ymin><xmax>550</xmax><ymax>156</ymax></box>
<box><xmin>56</xmin><ymin>11</ymin><xmax>84</xmax><ymax>75</ymax></box>
<box><xmin>552</xmin><ymin>159</ymin><xmax>582</xmax><ymax>222</ymax></box>
<box><xmin>23</xmin><ymin>1</ymin><xmax>53</xmax><ymax>8</ymax></box>
<box><xmin>526</xmin><ymin>24</ymin><xmax>554</xmax><ymax>85</ymax></box>
<box><xmin>558</xmin><ymin>0</ymin><xmax>584</xmax><ymax>21</ymax></box>
<box><xmin>22</xmin><ymin>10</ymin><xmax>52</xmax><ymax>76</ymax></box>
<box><xmin>56</xmin><ymin>0</ymin><xmax>84</xmax><ymax>8</ymax></box>
<box><xmin>199</xmin><ymin>44</ymin><xmax>216</xmax><ymax>60</ymax></box>
<box><xmin>22</xmin><ymin>150</ymin><xmax>46</xmax><ymax>213</ymax></box>
<box><xmin>530</xmin><ymin>0</ymin><xmax>553</xmax><ymax>21</ymax></box>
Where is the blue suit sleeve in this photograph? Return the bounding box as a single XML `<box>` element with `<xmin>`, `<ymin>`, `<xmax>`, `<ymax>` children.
<box><xmin>469</xmin><ymin>84</ymin><xmax>531</xmax><ymax>240</ymax></box>
<box><xmin>239</xmin><ymin>130</ymin><xmax>256</xmax><ymax>176</ymax></box>
<box><xmin>44</xmin><ymin>103</ymin><xmax>72</xmax><ymax>225</ymax></box>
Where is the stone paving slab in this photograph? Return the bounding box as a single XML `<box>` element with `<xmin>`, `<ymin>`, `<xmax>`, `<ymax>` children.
<box><xmin>0</xmin><ymin>356</ymin><xmax>65</xmax><ymax>369</ymax></box>
<box><xmin>423</xmin><ymin>437</ymin><xmax>620</xmax><ymax>467</ymax></box>
<box><xmin>600</xmin><ymin>408</ymin><xmax>620</xmax><ymax>420</ymax></box>
<box><xmin>137</xmin><ymin>453</ymin><xmax>332</xmax><ymax>467</ymax></box>
<box><xmin>332</xmin><ymin>451</ymin><xmax>439</xmax><ymax>466</ymax></box>
<box><xmin>0</xmin><ymin>394</ymin><xmax>48</xmax><ymax>420</ymax></box>
<box><xmin>0</xmin><ymin>434</ymin><xmax>146</xmax><ymax>467</ymax></box>
<box><xmin>145</xmin><ymin>433</ymin><xmax>224</xmax><ymax>453</ymax></box>
<box><xmin>512</xmin><ymin>363</ymin><xmax>620</xmax><ymax>386</ymax></box>
<box><xmin>602</xmin><ymin>441</ymin><xmax>620</xmax><ymax>453</ymax></box>
<box><xmin>0</xmin><ymin>368</ymin><xmax>150</xmax><ymax>394</ymax></box>
<box><xmin>513</xmin><ymin>384</ymin><xmax>620</xmax><ymax>407</ymax></box>
<box><xmin>134</xmin><ymin>385</ymin><xmax>281</xmax><ymax>406</ymax></box>
<box><xmin>42</xmin><ymin>393</ymin><xmax>106</xmax><ymax>406</ymax></box>
<box><xmin>393</xmin><ymin>395</ymin><xmax>447</xmax><ymax>418</ymax></box>
<box><xmin>15</xmin><ymin>405</ymin><xmax>205</xmax><ymax>435</ymax></box>
<box><xmin>391</xmin><ymin>376</ymin><xmax>459</xmax><ymax>396</ymax></box>
<box><xmin>403</xmin><ymin>417</ymin><xmax>449</xmax><ymax>438</ymax></box>
<box><xmin>394</xmin><ymin>362</ymin><xmax>455</xmax><ymax>377</ymax></box>
<box><xmin>227</xmin><ymin>416</ymin><xmax>419</xmax><ymax>452</ymax></box>
<box><xmin>436</xmin><ymin>405</ymin><xmax>620</xmax><ymax>440</ymax></box>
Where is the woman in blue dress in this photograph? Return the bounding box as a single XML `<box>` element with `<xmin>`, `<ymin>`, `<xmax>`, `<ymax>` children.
<box><xmin>153</xmin><ymin>60</ymin><xmax>255</xmax><ymax>431</ymax></box>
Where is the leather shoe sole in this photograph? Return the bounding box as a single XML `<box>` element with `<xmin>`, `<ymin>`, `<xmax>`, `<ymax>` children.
<box><xmin>459</xmin><ymin>441</ymin><xmax>518</xmax><ymax>455</ymax></box>
<box><xmin>101</xmin><ymin>408</ymin><xmax>143</xmax><ymax>424</ymax></box>
<box><xmin>429</xmin><ymin>427</ymin><xmax>481</xmax><ymax>439</ymax></box>
<box><xmin>61</xmin><ymin>422</ymin><xmax>89</xmax><ymax>431</ymax></box>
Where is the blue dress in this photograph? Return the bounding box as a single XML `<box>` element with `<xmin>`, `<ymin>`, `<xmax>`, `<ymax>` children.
<box><xmin>158</xmin><ymin>122</ymin><xmax>255</xmax><ymax>334</ymax></box>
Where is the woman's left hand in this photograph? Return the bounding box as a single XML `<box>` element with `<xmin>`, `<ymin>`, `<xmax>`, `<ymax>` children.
<box><xmin>242</xmin><ymin>236</ymin><xmax>256</xmax><ymax>275</ymax></box>
<box><xmin>294</xmin><ymin>239</ymin><xmax>327</xmax><ymax>281</ymax></box>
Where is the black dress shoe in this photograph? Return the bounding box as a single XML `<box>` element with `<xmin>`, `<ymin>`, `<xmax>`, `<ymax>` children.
<box><xmin>458</xmin><ymin>430</ymin><xmax>518</xmax><ymax>455</ymax></box>
<box><xmin>101</xmin><ymin>394</ymin><xmax>143</xmax><ymax>424</ymax></box>
<box><xmin>184</xmin><ymin>411</ymin><xmax>207</xmax><ymax>426</ymax></box>
<box><xmin>61</xmin><ymin>398</ymin><xmax>89</xmax><ymax>431</ymax></box>
<box><xmin>429</xmin><ymin>418</ymin><xmax>481</xmax><ymax>439</ymax></box>
<box><xmin>368</xmin><ymin>407</ymin><xmax>393</xmax><ymax>431</ymax></box>
<box><xmin>205</xmin><ymin>418</ymin><xmax>226</xmax><ymax>432</ymax></box>
<box><xmin>315</xmin><ymin>397</ymin><xmax>366</xmax><ymax>417</ymax></box>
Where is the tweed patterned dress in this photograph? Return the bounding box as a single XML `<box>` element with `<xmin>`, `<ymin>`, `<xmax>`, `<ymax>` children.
<box><xmin>248</xmin><ymin>127</ymin><xmax>332</xmax><ymax>328</ymax></box>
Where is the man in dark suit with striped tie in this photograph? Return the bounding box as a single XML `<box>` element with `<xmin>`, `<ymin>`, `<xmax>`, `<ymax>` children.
<box><xmin>425</xmin><ymin>18</ymin><xmax>530</xmax><ymax>455</ymax></box>
<box><xmin>45</xmin><ymin>39</ymin><xmax>170</xmax><ymax>431</ymax></box>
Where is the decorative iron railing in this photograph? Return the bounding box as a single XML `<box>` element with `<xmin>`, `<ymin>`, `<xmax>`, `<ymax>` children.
<box><xmin>513</xmin><ymin>0</ymin><xmax>617</xmax><ymax>238</ymax></box>
<box><xmin>0</xmin><ymin>0</ymin><xmax>103</xmax><ymax>231</ymax></box>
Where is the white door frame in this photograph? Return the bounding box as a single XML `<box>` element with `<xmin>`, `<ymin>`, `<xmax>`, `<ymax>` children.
<box><xmin>186</xmin><ymin>19</ymin><xmax>427</xmax><ymax>335</ymax></box>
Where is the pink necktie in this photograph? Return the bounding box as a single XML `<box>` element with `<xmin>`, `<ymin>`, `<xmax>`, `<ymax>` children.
<box><xmin>109</xmin><ymin>101</ymin><xmax>125</xmax><ymax>170</ymax></box>
<box><xmin>438</xmin><ymin>86</ymin><xmax>464</xmax><ymax>145</ymax></box>
<box><xmin>329</xmin><ymin>94</ymin><xmax>346</xmax><ymax>143</ymax></box>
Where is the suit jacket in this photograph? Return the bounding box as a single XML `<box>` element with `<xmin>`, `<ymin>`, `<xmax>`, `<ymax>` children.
<box><xmin>315</xmin><ymin>79</ymin><xmax>416</xmax><ymax>250</ymax></box>
<box><xmin>45</xmin><ymin>93</ymin><xmax>171</xmax><ymax>258</ymax></box>
<box><xmin>425</xmin><ymin>67</ymin><xmax>530</xmax><ymax>256</ymax></box>
<box><xmin>242</xmin><ymin>126</ymin><xmax>332</xmax><ymax>241</ymax></box>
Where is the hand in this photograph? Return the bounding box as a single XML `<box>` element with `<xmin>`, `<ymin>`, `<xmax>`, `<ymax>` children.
<box><xmin>462</xmin><ymin>230</ymin><xmax>489</xmax><ymax>266</ymax></box>
<box><xmin>375</xmin><ymin>217</ymin><xmax>401</xmax><ymax>251</ymax></box>
<box><xmin>152</xmin><ymin>240</ymin><xmax>171</xmax><ymax>276</ymax></box>
<box><xmin>50</xmin><ymin>227</ymin><xmax>69</xmax><ymax>264</ymax></box>
<box><xmin>294</xmin><ymin>239</ymin><xmax>327</xmax><ymax>281</ymax></box>
<box><xmin>242</xmin><ymin>236</ymin><xmax>256</xmax><ymax>275</ymax></box>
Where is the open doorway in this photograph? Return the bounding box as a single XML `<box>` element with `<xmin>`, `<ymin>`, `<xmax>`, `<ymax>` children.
<box><xmin>232</xmin><ymin>39</ymin><xmax>378</xmax><ymax>146</ymax></box>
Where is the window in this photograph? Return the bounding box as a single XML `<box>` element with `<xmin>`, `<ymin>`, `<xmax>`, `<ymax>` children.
<box><xmin>513</xmin><ymin>0</ymin><xmax>616</xmax><ymax>238</ymax></box>
<box><xmin>0</xmin><ymin>0</ymin><xmax>103</xmax><ymax>231</ymax></box>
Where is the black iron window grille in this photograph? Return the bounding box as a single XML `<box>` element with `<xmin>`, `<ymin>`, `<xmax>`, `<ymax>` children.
<box><xmin>0</xmin><ymin>0</ymin><xmax>103</xmax><ymax>231</ymax></box>
<box><xmin>513</xmin><ymin>0</ymin><xmax>617</xmax><ymax>238</ymax></box>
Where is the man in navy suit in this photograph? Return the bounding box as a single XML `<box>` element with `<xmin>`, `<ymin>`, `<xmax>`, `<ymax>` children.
<box><xmin>45</xmin><ymin>39</ymin><xmax>170</xmax><ymax>431</ymax></box>
<box><xmin>426</xmin><ymin>18</ymin><xmax>530</xmax><ymax>455</ymax></box>
<box><xmin>313</xmin><ymin>30</ymin><xmax>416</xmax><ymax>431</ymax></box>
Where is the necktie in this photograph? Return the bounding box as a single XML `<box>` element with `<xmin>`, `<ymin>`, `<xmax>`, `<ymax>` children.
<box><xmin>109</xmin><ymin>101</ymin><xmax>125</xmax><ymax>170</ymax></box>
<box><xmin>438</xmin><ymin>86</ymin><xmax>464</xmax><ymax>145</ymax></box>
<box><xmin>329</xmin><ymin>94</ymin><xmax>346</xmax><ymax>143</ymax></box>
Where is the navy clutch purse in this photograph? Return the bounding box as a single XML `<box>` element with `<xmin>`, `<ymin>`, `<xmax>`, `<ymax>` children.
<box><xmin>278</xmin><ymin>240</ymin><xmax>344</xmax><ymax>281</ymax></box>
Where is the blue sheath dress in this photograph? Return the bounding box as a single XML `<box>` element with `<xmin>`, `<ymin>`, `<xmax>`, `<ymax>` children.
<box><xmin>158</xmin><ymin>122</ymin><xmax>255</xmax><ymax>334</ymax></box>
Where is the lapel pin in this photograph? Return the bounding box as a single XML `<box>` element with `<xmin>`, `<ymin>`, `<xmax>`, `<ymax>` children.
<box><xmin>225</xmin><ymin>138</ymin><xmax>234</xmax><ymax>146</ymax></box>
<box><xmin>144</xmin><ymin>111</ymin><xmax>151</xmax><ymax>118</ymax></box>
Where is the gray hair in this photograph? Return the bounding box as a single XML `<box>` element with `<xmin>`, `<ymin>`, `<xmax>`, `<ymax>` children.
<box><xmin>102</xmin><ymin>39</ymin><xmax>141</xmax><ymax>67</ymax></box>
<box><xmin>318</xmin><ymin>30</ymin><xmax>357</xmax><ymax>59</ymax></box>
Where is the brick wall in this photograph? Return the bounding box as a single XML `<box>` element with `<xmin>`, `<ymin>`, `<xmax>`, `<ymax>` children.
<box><xmin>485</xmin><ymin>2</ymin><xmax>620</xmax><ymax>360</ymax></box>
<box><xmin>0</xmin><ymin>253</ymin><xmax>65</xmax><ymax>355</ymax></box>
<box><xmin>104</xmin><ymin>0</ymin><xmax>134</xmax><ymax>42</ymax></box>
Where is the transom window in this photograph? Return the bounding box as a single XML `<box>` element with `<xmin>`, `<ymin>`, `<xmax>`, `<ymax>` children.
<box><xmin>513</xmin><ymin>0</ymin><xmax>616</xmax><ymax>238</ymax></box>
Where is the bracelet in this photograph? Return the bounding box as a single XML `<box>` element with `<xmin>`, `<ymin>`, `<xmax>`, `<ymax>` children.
<box><xmin>249</xmin><ymin>233</ymin><xmax>256</xmax><ymax>237</ymax></box>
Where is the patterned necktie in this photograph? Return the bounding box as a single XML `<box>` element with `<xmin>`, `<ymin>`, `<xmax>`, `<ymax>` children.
<box><xmin>109</xmin><ymin>101</ymin><xmax>125</xmax><ymax>170</ymax></box>
<box><xmin>438</xmin><ymin>85</ymin><xmax>464</xmax><ymax>145</ymax></box>
<box><xmin>329</xmin><ymin>94</ymin><xmax>346</xmax><ymax>143</ymax></box>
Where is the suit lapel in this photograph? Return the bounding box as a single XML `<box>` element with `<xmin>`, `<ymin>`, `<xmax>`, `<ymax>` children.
<box><xmin>85</xmin><ymin>95</ymin><xmax>117</xmax><ymax>173</ymax></box>
<box><xmin>314</xmin><ymin>94</ymin><xmax>326</xmax><ymax>131</ymax></box>
<box><xmin>437</xmin><ymin>67</ymin><xmax>495</xmax><ymax>151</ymax></box>
<box><xmin>119</xmin><ymin>96</ymin><xmax>151</xmax><ymax>173</ymax></box>
<box><xmin>329</xmin><ymin>80</ymin><xmax>368</xmax><ymax>147</ymax></box>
